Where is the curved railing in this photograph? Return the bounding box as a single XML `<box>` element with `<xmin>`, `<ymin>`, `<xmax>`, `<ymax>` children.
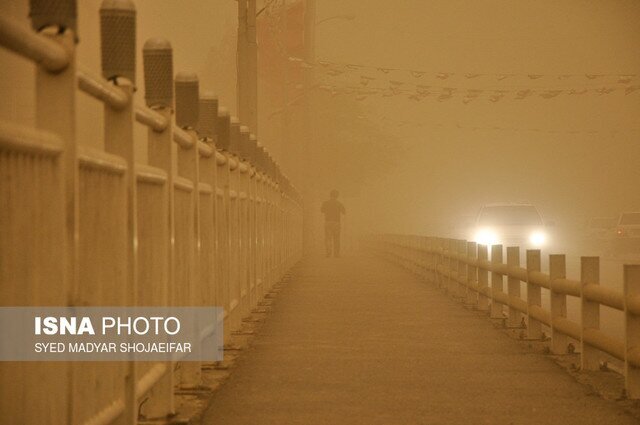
<box><xmin>367</xmin><ymin>234</ymin><xmax>640</xmax><ymax>399</ymax></box>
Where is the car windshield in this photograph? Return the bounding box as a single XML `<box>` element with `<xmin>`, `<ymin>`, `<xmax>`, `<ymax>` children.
<box><xmin>620</xmin><ymin>213</ymin><xmax>640</xmax><ymax>226</ymax></box>
<box><xmin>589</xmin><ymin>218</ymin><xmax>616</xmax><ymax>229</ymax></box>
<box><xmin>478</xmin><ymin>206</ymin><xmax>542</xmax><ymax>226</ymax></box>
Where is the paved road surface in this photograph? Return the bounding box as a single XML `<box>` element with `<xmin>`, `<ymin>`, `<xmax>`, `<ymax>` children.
<box><xmin>202</xmin><ymin>253</ymin><xmax>636</xmax><ymax>424</ymax></box>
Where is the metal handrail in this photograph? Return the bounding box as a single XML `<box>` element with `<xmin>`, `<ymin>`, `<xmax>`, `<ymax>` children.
<box><xmin>369</xmin><ymin>234</ymin><xmax>640</xmax><ymax>396</ymax></box>
<box><xmin>0</xmin><ymin>16</ymin><xmax>69</xmax><ymax>72</ymax></box>
<box><xmin>135</xmin><ymin>105</ymin><xmax>169</xmax><ymax>132</ymax></box>
<box><xmin>77</xmin><ymin>69</ymin><xmax>129</xmax><ymax>110</ymax></box>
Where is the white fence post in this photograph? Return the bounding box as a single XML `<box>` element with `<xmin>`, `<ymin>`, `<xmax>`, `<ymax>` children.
<box><xmin>0</xmin><ymin>2</ymin><xmax>77</xmax><ymax>423</ymax></box>
<box><xmin>216</xmin><ymin>108</ymin><xmax>232</xmax><ymax>345</ymax></box>
<box><xmin>33</xmin><ymin>3</ymin><xmax>78</xmax><ymax>306</ymax></box>
<box><xmin>174</xmin><ymin>71</ymin><xmax>202</xmax><ymax>389</ymax></box>
<box><xmin>549</xmin><ymin>254</ymin><xmax>568</xmax><ymax>354</ymax></box>
<box><xmin>140</xmin><ymin>37</ymin><xmax>175</xmax><ymax>419</ymax></box>
<box><xmin>99</xmin><ymin>1</ymin><xmax>137</xmax><ymax>423</ymax></box>
<box><xmin>490</xmin><ymin>245</ymin><xmax>503</xmax><ymax>319</ymax></box>
<box><xmin>457</xmin><ymin>239</ymin><xmax>467</xmax><ymax>299</ymax></box>
<box><xmin>446</xmin><ymin>239</ymin><xmax>454</xmax><ymax>294</ymax></box>
<box><xmin>624</xmin><ymin>265</ymin><xmax>640</xmax><ymax>398</ymax></box>
<box><xmin>466</xmin><ymin>241</ymin><xmax>477</xmax><ymax>306</ymax></box>
<box><xmin>477</xmin><ymin>244</ymin><xmax>489</xmax><ymax>311</ymax></box>
<box><xmin>507</xmin><ymin>246</ymin><xmax>521</xmax><ymax>328</ymax></box>
<box><xmin>526</xmin><ymin>250</ymin><xmax>543</xmax><ymax>339</ymax></box>
<box><xmin>580</xmin><ymin>256</ymin><xmax>600</xmax><ymax>371</ymax></box>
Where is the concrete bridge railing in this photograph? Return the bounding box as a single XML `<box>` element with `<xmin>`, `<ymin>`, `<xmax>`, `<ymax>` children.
<box><xmin>0</xmin><ymin>1</ymin><xmax>303</xmax><ymax>423</ymax></box>
<box><xmin>367</xmin><ymin>234</ymin><xmax>640</xmax><ymax>399</ymax></box>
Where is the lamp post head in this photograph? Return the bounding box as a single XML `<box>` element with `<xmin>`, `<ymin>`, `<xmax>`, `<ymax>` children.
<box><xmin>143</xmin><ymin>37</ymin><xmax>173</xmax><ymax>108</ymax></box>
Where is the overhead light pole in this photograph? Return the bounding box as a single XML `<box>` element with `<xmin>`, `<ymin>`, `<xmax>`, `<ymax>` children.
<box><xmin>237</xmin><ymin>0</ymin><xmax>258</xmax><ymax>134</ymax></box>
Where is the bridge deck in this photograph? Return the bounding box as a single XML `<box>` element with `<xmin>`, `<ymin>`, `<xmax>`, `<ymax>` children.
<box><xmin>202</xmin><ymin>254</ymin><xmax>635</xmax><ymax>424</ymax></box>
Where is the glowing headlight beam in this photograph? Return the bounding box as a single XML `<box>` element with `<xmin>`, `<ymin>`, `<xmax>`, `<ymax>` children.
<box><xmin>529</xmin><ymin>231</ymin><xmax>546</xmax><ymax>246</ymax></box>
<box><xmin>474</xmin><ymin>229</ymin><xmax>499</xmax><ymax>246</ymax></box>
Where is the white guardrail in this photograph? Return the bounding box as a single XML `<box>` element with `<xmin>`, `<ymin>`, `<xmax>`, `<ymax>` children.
<box><xmin>0</xmin><ymin>1</ymin><xmax>303</xmax><ymax>424</ymax></box>
<box><xmin>366</xmin><ymin>235</ymin><xmax>640</xmax><ymax>399</ymax></box>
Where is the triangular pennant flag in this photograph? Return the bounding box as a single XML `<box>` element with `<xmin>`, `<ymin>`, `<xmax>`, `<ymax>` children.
<box><xmin>359</xmin><ymin>75</ymin><xmax>375</xmax><ymax>86</ymax></box>
<box><xmin>462</xmin><ymin>89</ymin><xmax>483</xmax><ymax>104</ymax></box>
<box><xmin>436</xmin><ymin>72</ymin><xmax>453</xmax><ymax>80</ymax></box>
<box><xmin>488</xmin><ymin>90</ymin><xmax>508</xmax><ymax>102</ymax></box>
<box><xmin>595</xmin><ymin>87</ymin><xmax>615</xmax><ymax>95</ymax></box>
<box><xmin>625</xmin><ymin>86</ymin><xmax>640</xmax><ymax>95</ymax></box>
<box><xmin>618</xmin><ymin>75</ymin><xmax>635</xmax><ymax>84</ymax></box>
<box><xmin>539</xmin><ymin>90</ymin><xmax>562</xmax><ymax>99</ymax></box>
<box><xmin>438</xmin><ymin>87</ymin><xmax>455</xmax><ymax>101</ymax></box>
<box><xmin>416</xmin><ymin>85</ymin><xmax>431</xmax><ymax>95</ymax></box>
<box><xmin>496</xmin><ymin>74</ymin><xmax>514</xmax><ymax>81</ymax></box>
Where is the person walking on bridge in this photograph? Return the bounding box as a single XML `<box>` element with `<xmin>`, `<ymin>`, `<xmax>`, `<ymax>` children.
<box><xmin>321</xmin><ymin>189</ymin><xmax>346</xmax><ymax>257</ymax></box>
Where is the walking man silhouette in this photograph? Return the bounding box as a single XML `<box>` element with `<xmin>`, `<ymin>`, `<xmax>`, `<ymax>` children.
<box><xmin>321</xmin><ymin>190</ymin><xmax>346</xmax><ymax>257</ymax></box>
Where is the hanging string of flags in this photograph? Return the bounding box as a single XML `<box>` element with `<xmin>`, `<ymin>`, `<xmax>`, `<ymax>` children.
<box><xmin>299</xmin><ymin>57</ymin><xmax>637</xmax><ymax>85</ymax></box>
<box><xmin>373</xmin><ymin>116</ymin><xmax>640</xmax><ymax>135</ymax></box>
<box><xmin>312</xmin><ymin>80</ymin><xmax>640</xmax><ymax>104</ymax></box>
<box><xmin>280</xmin><ymin>57</ymin><xmax>640</xmax><ymax>103</ymax></box>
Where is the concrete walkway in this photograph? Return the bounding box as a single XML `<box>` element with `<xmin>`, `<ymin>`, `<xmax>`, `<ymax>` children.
<box><xmin>202</xmin><ymin>254</ymin><xmax>636</xmax><ymax>424</ymax></box>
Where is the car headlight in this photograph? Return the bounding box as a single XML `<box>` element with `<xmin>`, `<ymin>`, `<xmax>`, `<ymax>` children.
<box><xmin>529</xmin><ymin>231</ymin><xmax>546</xmax><ymax>246</ymax></box>
<box><xmin>475</xmin><ymin>229</ymin><xmax>498</xmax><ymax>246</ymax></box>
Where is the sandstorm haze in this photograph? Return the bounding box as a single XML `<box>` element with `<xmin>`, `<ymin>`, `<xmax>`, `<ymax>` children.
<box><xmin>308</xmin><ymin>0</ymin><xmax>640</xmax><ymax>236</ymax></box>
<box><xmin>2</xmin><ymin>0</ymin><xmax>640</xmax><ymax>422</ymax></box>
<box><xmin>1</xmin><ymin>0</ymin><xmax>639</xmax><ymax>238</ymax></box>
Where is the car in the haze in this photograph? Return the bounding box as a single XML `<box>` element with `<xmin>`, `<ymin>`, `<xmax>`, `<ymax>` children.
<box><xmin>585</xmin><ymin>217</ymin><xmax>617</xmax><ymax>238</ymax></box>
<box><xmin>470</xmin><ymin>203</ymin><xmax>550</xmax><ymax>249</ymax></box>
<box><xmin>583</xmin><ymin>217</ymin><xmax>617</xmax><ymax>252</ymax></box>
<box><xmin>612</xmin><ymin>212</ymin><xmax>640</xmax><ymax>255</ymax></box>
